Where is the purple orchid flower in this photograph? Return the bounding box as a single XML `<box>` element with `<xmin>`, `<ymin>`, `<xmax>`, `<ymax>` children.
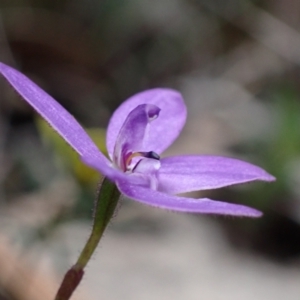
<box><xmin>0</xmin><ymin>63</ymin><xmax>275</xmax><ymax>217</ymax></box>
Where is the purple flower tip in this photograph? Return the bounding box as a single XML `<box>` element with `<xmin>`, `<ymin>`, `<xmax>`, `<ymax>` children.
<box><xmin>0</xmin><ymin>62</ymin><xmax>275</xmax><ymax>217</ymax></box>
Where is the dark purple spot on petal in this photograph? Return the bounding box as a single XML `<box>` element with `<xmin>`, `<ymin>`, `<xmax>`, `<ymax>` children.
<box><xmin>144</xmin><ymin>151</ymin><xmax>160</xmax><ymax>160</ymax></box>
<box><xmin>146</xmin><ymin>104</ymin><xmax>160</xmax><ymax>121</ymax></box>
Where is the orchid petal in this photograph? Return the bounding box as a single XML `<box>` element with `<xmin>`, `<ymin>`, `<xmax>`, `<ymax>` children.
<box><xmin>113</xmin><ymin>104</ymin><xmax>160</xmax><ymax>170</ymax></box>
<box><xmin>107</xmin><ymin>88</ymin><xmax>186</xmax><ymax>160</ymax></box>
<box><xmin>0</xmin><ymin>63</ymin><xmax>112</xmax><ymax>176</ymax></box>
<box><xmin>158</xmin><ymin>155</ymin><xmax>275</xmax><ymax>194</ymax></box>
<box><xmin>117</xmin><ymin>181</ymin><xmax>262</xmax><ymax>217</ymax></box>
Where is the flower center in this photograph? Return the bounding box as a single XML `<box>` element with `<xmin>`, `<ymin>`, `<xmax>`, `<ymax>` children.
<box><xmin>124</xmin><ymin>151</ymin><xmax>160</xmax><ymax>172</ymax></box>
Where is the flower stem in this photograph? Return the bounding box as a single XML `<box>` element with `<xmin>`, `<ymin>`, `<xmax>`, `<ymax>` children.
<box><xmin>54</xmin><ymin>177</ymin><xmax>120</xmax><ymax>300</ymax></box>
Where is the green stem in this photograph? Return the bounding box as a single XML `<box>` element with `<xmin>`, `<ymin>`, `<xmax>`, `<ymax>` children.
<box><xmin>54</xmin><ymin>177</ymin><xmax>120</xmax><ymax>300</ymax></box>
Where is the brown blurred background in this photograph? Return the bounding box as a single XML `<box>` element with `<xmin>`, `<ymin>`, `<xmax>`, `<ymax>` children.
<box><xmin>0</xmin><ymin>0</ymin><xmax>300</xmax><ymax>299</ymax></box>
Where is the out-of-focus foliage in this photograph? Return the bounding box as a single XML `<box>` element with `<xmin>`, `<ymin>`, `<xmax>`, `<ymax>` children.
<box><xmin>36</xmin><ymin>118</ymin><xmax>107</xmax><ymax>186</ymax></box>
<box><xmin>229</xmin><ymin>85</ymin><xmax>300</xmax><ymax>208</ymax></box>
<box><xmin>219</xmin><ymin>84</ymin><xmax>300</xmax><ymax>260</ymax></box>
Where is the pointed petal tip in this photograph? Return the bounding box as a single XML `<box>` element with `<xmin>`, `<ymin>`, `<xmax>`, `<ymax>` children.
<box><xmin>265</xmin><ymin>173</ymin><xmax>276</xmax><ymax>182</ymax></box>
<box><xmin>229</xmin><ymin>207</ymin><xmax>263</xmax><ymax>218</ymax></box>
<box><xmin>250</xmin><ymin>210</ymin><xmax>263</xmax><ymax>218</ymax></box>
<box><xmin>255</xmin><ymin>170</ymin><xmax>276</xmax><ymax>184</ymax></box>
<box><xmin>252</xmin><ymin>171</ymin><xmax>275</xmax><ymax>184</ymax></box>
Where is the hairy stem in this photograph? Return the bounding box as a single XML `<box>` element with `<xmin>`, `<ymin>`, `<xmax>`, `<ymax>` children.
<box><xmin>54</xmin><ymin>177</ymin><xmax>120</xmax><ymax>300</ymax></box>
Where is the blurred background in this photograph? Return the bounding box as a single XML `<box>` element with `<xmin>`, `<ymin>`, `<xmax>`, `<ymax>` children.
<box><xmin>0</xmin><ymin>0</ymin><xmax>300</xmax><ymax>299</ymax></box>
